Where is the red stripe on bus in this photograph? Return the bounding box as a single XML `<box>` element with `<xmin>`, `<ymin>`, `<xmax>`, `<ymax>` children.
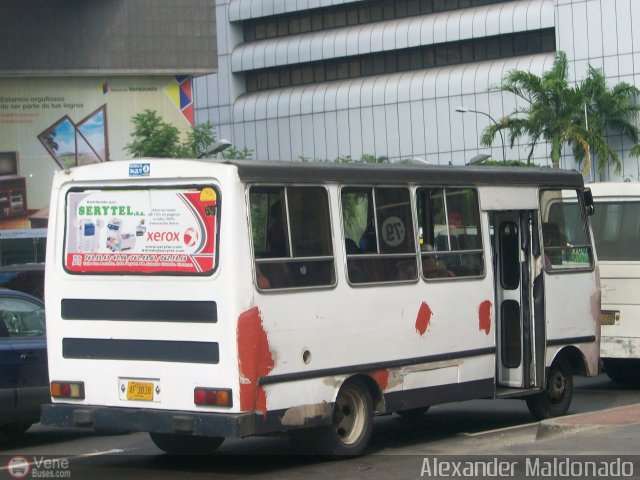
<box><xmin>415</xmin><ymin>302</ymin><xmax>432</xmax><ymax>336</ymax></box>
<box><xmin>479</xmin><ymin>300</ymin><xmax>492</xmax><ymax>335</ymax></box>
<box><xmin>370</xmin><ymin>369</ymin><xmax>390</xmax><ymax>391</ymax></box>
<box><xmin>237</xmin><ymin>307</ymin><xmax>275</xmax><ymax>415</ymax></box>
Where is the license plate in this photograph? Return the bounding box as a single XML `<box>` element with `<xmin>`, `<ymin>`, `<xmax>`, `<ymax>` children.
<box><xmin>126</xmin><ymin>381</ymin><xmax>154</xmax><ymax>401</ymax></box>
<box><xmin>601</xmin><ymin>311</ymin><xmax>618</xmax><ymax>326</ymax></box>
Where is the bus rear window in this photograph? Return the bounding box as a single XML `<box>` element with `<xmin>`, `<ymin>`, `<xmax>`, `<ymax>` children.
<box><xmin>64</xmin><ymin>187</ymin><xmax>219</xmax><ymax>275</ymax></box>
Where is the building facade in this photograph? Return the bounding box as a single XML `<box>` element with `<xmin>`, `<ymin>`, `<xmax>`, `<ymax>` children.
<box><xmin>0</xmin><ymin>0</ymin><xmax>217</xmax><ymax>231</ymax></box>
<box><xmin>195</xmin><ymin>0</ymin><xmax>640</xmax><ymax>181</ymax></box>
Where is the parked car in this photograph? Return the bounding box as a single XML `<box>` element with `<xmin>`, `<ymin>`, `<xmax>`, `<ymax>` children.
<box><xmin>0</xmin><ymin>289</ymin><xmax>48</xmax><ymax>434</ymax></box>
<box><xmin>0</xmin><ymin>263</ymin><xmax>45</xmax><ymax>300</ymax></box>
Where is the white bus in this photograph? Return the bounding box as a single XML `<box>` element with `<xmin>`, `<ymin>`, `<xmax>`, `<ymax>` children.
<box><xmin>588</xmin><ymin>182</ymin><xmax>640</xmax><ymax>384</ymax></box>
<box><xmin>41</xmin><ymin>160</ymin><xmax>600</xmax><ymax>455</ymax></box>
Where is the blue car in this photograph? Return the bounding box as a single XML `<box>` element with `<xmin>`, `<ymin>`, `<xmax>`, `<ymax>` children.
<box><xmin>0</xmin><ymin>289</ymin><xmax>48</xmax><ymax>434</ymax></box>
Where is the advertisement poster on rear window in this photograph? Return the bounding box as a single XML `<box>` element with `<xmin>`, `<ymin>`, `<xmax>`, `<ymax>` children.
<box><xmin>64</xmin><ymin>187</ymin><xmax>218</xmax><ymax>274</ymax></box>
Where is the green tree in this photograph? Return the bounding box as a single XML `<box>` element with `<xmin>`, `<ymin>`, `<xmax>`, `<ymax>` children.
<box><xmin>179</xmin><ymin>121</ymin><xmax>217</xmax><ymax>158</ymax></box>
<box><xmin>125</xmin><ymin>110</ymin><xmax>228</xmax><ymax>159</ymax></box>
<box><xmin>360</xmin><ymin>154</ymin><xmax>389</xmax><ymax>163</ymax></box>
<box><xmin>222</xmin><ymin>146</ymin><xmax>253</xmax><ymax>160</ymax></box>
<box><xmin>481</xmin><ymin>51</ymin><xmax>589</xmax><ymax>168</ymax></box>
<box><xmin>125</xmin><ymin>110</ymin><xmax>182</xmax><ymax>158</ymax></box>
<box><xmin>482</xmin><ymin>51</ymin><xmax>640</xmax><ymax>173</ymax></box>
<box><xmin>576</xmin><ymin>67</ymin><xmax>640</xmax><ymax>175</ymax></box>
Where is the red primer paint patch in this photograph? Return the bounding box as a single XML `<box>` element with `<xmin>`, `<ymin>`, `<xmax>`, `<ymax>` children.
<box><xmin>479</xmin><ymin>300</ymin><xmax>492</xmax><ymax>335</ymax></box>
<box><xmin>370</xmin><ymin>370</ymin><xmax>390</xmax><ymax>391</ymax></box>
<box><xmin>415</xmin><ymin>302</ymin><xmax>433</xmax><ymax>336</ymax></box>
<box><xmin>237</xmin><ymin>307</ymin><xmax>275</xmax><ymax>414</ymax></box>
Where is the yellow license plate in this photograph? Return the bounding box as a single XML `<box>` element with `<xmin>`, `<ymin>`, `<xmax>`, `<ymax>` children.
<box><xmin>601</xmin><ymin>311</ymin><xmax>617</xmax><ymax>326</ymax></box>
<box><xmin>127</xmin><ymin>381</ymin><xmax>154</xmax><ymax>401</ymax></box>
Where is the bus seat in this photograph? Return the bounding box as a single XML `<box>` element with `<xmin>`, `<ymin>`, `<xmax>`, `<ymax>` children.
<box><xmin>436</xmin><ymin>234</ymin><xmax>458</xmax><ymax>251</ymax></box>
<box><xmin>345</xmin><ymin>238</ymin><xmax>361</xmax><ymax>255</ymax></box>
<box><xmin>542</xmin><ymin>223</ymin><xmax>564</xmax><ymax>247</ymax></box>
<box><xmin>458</xmin><ymin>234</ymin><xmax>478</xmax><ymax>250</ymax></box>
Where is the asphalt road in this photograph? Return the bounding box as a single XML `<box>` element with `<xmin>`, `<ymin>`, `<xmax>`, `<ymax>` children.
<box><xmin>1</xmin><ymin>374</ymin><xmax>639</xmax><ymax>479</ymax></box>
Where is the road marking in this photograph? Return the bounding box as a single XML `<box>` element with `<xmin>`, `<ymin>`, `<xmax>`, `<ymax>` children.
<box><xmin>461</xmin><ymin>422</ymin><xmax>538</xmax><ymax>437</ymax></box>
<box><xmin>0</xmin><ymin>449</ymin><xmax>124</xmax><ymax>471</ymax></box>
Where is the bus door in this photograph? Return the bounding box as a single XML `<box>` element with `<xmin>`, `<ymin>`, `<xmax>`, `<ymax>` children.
<box><xmin>492</xmin><ymin>210</ymin><xmax>544</xmax><ymax>389</ymax></box>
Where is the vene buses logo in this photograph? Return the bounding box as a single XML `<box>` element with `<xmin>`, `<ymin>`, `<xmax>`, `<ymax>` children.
<box><xmin>6</xmin><ymin>456</ymin><xmax>71</xmax><ymax>479</ymax></box>
<box><xmin>7</xmin><ymin>456</ymin><xmax>30</xmax><ymax>478</ymax></box>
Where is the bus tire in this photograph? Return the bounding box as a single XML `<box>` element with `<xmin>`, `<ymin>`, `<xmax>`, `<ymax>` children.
<box><xmin>526</xmin><ymin>356</ymin><xmax>573</xmax><ymax>420</ymax></box>
<box><xmin>296</xmin><ymin>379</ymin><xmax>373</xmax><ymax>456</ymax></box>
<box><xmin>603</xmin><ymin>359</ymin><xmax>640</xmax><ymax>385</ymax></box>
<box><xmin>396</xmin><ymin>406</ymin><xmax>430</xmax><ymax>419</ymax></box>
<box><xmin>149</xmin><ymin>432</ymin><xmax>224</xmax><ymax>455</ymax></box>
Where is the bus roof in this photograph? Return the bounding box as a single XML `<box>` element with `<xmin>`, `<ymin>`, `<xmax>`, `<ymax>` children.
<box><xmin>587</xmin><ymin>181</ymin><xmax>640</xmax><ymax>196</ymax></box>
<box><xmin>230</xmin><ymin>161</ymin><xmax>585</xmax><ymax>188</ymax></box>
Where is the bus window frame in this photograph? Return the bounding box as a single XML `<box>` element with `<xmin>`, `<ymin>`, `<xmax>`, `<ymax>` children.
<box><xmin>416</xmin><ymin>186</ymin><xmax>486</xmax><ymax>282</ymax></box>
<box><xmin>590</xmin><ymin>198</ymin><xmax>640</xmax><ymax>262</ymax></box>
<box><xmin>539</xmin><ymin>188</ymin><xmax>595</xmax><ymax>275</ymax></box>
<box><xmin>340</xmin><ymin>184</ymin><xmax>419</xmax><ymax>287</ymax></box>
<box><xmin>248</xmin><ymin>183</ymin><xmax>337</xmax><ymax>293</ymax></box>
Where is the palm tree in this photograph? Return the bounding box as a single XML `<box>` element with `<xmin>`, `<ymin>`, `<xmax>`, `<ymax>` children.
<box><xmin>575</xmin><ymin>67</ymin><xmax>640</xmax><ymax>175</ymax></box>
<box><xmin>481</xmin><ymin>51</ymin><xmax>588</xmax><ymax>168</ymax></box>
<box><xmin>481</xmin><ymin>51</ymin><xmax>640</xmax><ymax>173</ymax></box>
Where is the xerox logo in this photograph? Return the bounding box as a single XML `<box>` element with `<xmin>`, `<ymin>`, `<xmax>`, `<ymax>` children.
<box><xmin>146</xmin><ymin>231</ymin><xmax>180</xmax><ymax>242</ymax></box>
<box><xmin>183</xmin><ymin>227</ymin><xmax>199</xmax><ymax>247</ymax></box>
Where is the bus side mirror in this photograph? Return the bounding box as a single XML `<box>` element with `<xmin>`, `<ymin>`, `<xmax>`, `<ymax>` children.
<box><xmin>583</xmin><ymin>188</ymin><xmax>595</xmax><ymax>216</ymax></box>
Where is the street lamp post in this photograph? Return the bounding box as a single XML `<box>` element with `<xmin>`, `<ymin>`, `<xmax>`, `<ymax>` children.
<box><xmin>456</xmin><ymin>107</ymin><xmax>506</xmax><ymax>163</ymax></box>
<box><xmin>198</xmin><ymin>139</ymin><xmax>232</xmax><ymax>159</ymax></box>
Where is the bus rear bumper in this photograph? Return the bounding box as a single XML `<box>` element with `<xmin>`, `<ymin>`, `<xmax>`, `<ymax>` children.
<box><xmin>601</xmin><ymin>336</ymin><xmax>640</xmax><ymax>360</ymax></box>
<box><xmin>41</xmin><ymin>404</ymin><xmax>258</xmax><ymax>438</ymax></box>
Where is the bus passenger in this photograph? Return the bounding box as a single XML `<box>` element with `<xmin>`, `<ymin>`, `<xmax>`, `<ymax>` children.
<box><xmin>267</xmin><ymin>201</ymin><xmax>287</xmax><ymax>257</ymax></box>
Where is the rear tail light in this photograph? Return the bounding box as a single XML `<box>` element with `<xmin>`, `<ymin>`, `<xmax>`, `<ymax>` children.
<box><xmin>194</xmin><ymin>387</ymin><xmax>232</xmax><ymax>407</ymax></box>
<box><xmin>50</xmin><ymin>381</ymin><xmax>85</xmax><ymax>399</ymax></box>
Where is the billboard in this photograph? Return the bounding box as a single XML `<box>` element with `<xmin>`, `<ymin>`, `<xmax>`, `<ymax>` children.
<box><xmin>64</xmin><ymin>186</ymin><xmax>218</xmax><ymax>275</ymax></box>
<box><xmin>0</xmin><ymin>75</ymin><xmax>194</xmax><ymax>231</ymax></box>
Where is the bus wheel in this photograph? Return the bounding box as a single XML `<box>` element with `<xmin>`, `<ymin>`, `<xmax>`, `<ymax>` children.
<box><xmin>603</xmin><ymin>359</ymin><xmax>640</xmax><ymax>385</ymax></box>
<box><xmin>526</xmin><ymin>357</ymin><xmax>573</xmax><ymax>420</ymax></box>
<box><xmin>297</xmin><ymin>380</ymin><xmax>373</xmax><ymax>456</ymax></box>
<box><xmin>149</xmin><ymin>433</ymin><xmax>224</xmax><ymax>455</ymax></box>
<box><xmin>396</xmin><ymin>406</ymin><xmax>430</xmax><ymax>419</ymax></box>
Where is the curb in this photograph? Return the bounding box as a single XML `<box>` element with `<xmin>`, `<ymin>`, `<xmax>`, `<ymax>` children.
<box><xmin>536</xmin><ymin>403</ymin><xmax>640</xmax><ymax>440</ymax></box>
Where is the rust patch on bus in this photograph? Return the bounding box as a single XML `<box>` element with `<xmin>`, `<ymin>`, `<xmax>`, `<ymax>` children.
<box><xmin>237</xmin><ymin>307</ymin><xmax>275</xmax><ymax>415</ymax></box>
<box><xmin>415</xmin><ymin>302</ymin><xmax>433</xmax><ymax>336</ymax></box>
<box><xmin>322</xmin><ymin>377</ymin><xmax>342</xmax><ymax>388</ymax></box>
<box><xmin>479</xmin><ymin>300</ymin><xmax>492</xmax><ymax>335</ymax></box>
<box><xmin>281</xmin><ymin>402</ymin><xmax>332</xmax><ymax>426</ymax></box>
<box><xmin>370</xmin><ymin>369</ymin><xmax>390</xmax><ymax>391</ymax></box>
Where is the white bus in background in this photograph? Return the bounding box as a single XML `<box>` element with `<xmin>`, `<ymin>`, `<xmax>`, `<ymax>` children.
<box><xmin>41</xmin><ymin>160</ymin><xmax>600</xmax><ymax>456</ymax></box>
<box><xmin>588</xmin><ymin>182</ymin><xmax>640</xmax><ymax>385</ymax></box>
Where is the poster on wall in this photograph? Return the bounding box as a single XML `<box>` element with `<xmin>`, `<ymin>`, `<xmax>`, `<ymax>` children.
<box><xmin>64</xmin><ymin>186</ymin><xmax>218</xmax><ymax>275</ymax></box>
<box><xmin>0</xmin><ymin>76</ymin><xmax>194</xmax><ymax>234</ymax></box>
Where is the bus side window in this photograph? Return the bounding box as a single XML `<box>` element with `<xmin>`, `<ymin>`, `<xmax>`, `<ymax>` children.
<box><xmin>250</xmin><ymin>185</ymin><xmax>335</xmax><ymax>290</ymax></box>
<box><xmin>417</xmin><ymin>187</ymin><xmax>484</xmax><ymax>280</ymax></box>
<box><xmin>341</xmin><ymin>186</ymin><xmax>417</xmax><ymax>284</ymax></box>
<box><xmin>540</xmin><ymin>189</ymin><xmax>593</xmax><ymax>271</ymax></box>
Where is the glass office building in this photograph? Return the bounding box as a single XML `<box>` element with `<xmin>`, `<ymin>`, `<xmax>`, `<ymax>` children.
<box><xmin>194</xmin><ymin>0</ymin><xmax>640</xmax><ymax>181</ymax></box>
